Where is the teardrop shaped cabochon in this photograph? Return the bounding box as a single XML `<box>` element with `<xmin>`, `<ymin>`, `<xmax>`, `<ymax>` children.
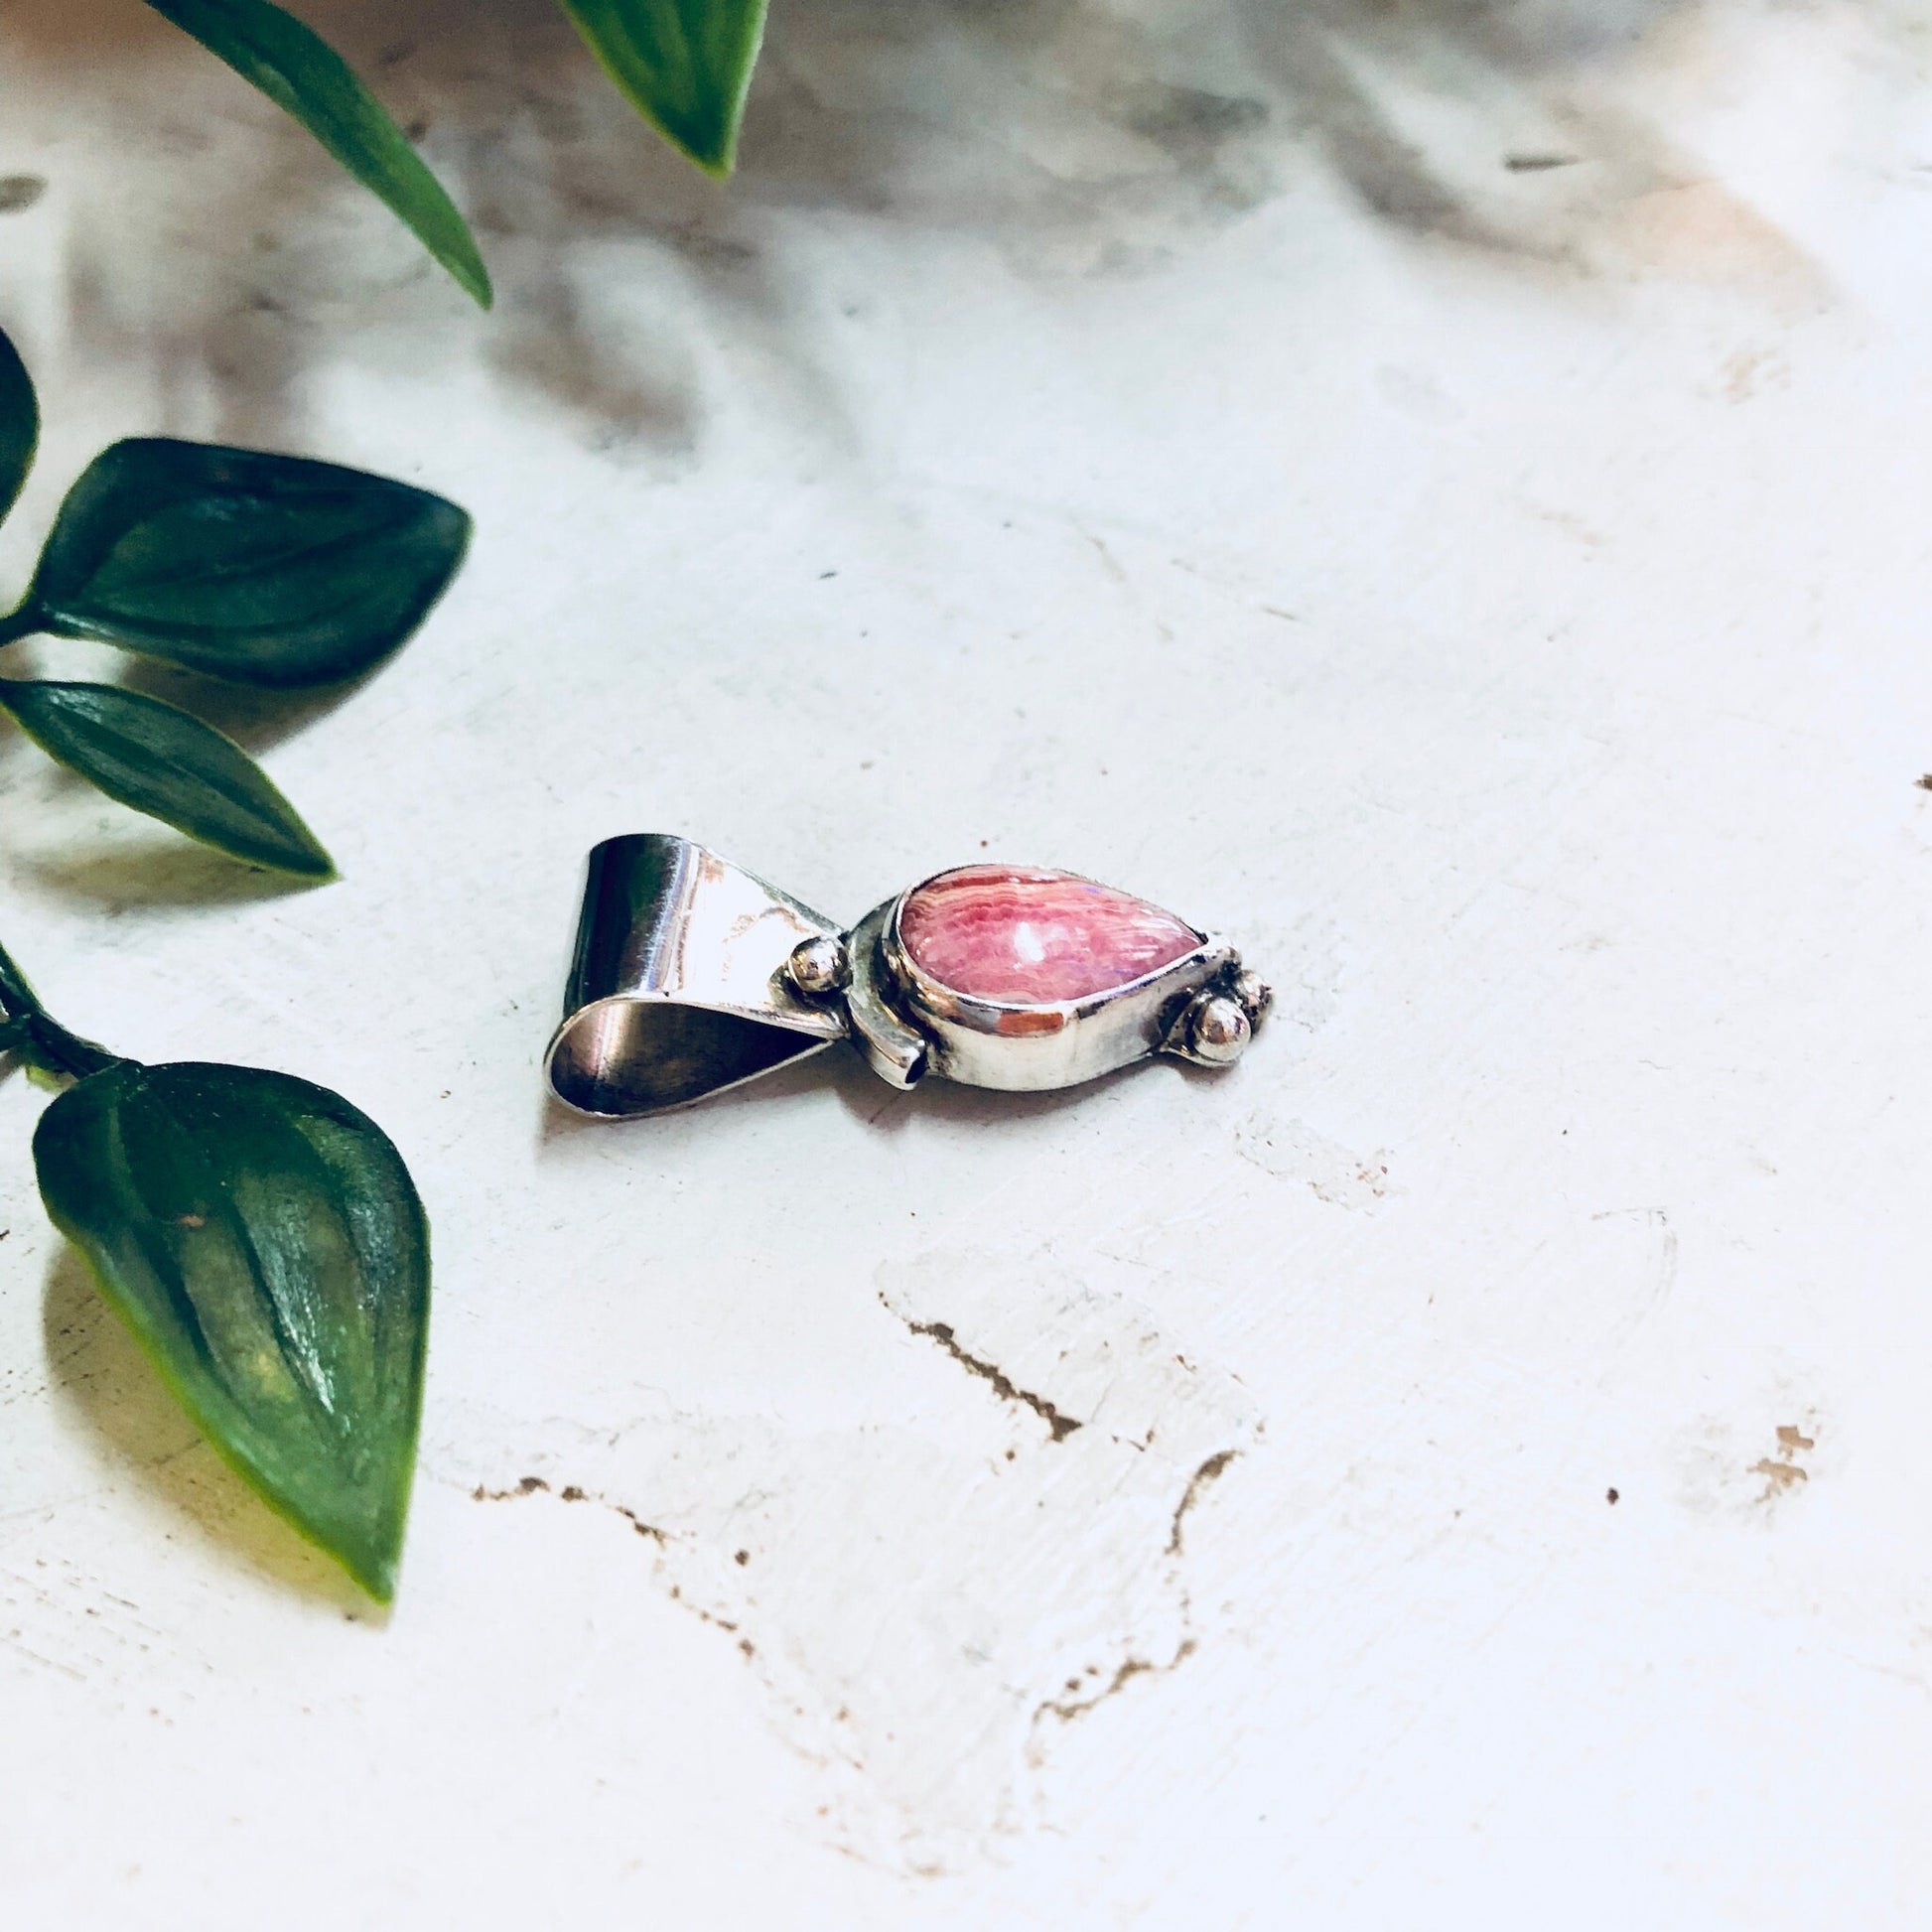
<box><xmin>897</xmin><ymin>865</ymin><xmax>1202</xmax><ymax>1006</ymax></box>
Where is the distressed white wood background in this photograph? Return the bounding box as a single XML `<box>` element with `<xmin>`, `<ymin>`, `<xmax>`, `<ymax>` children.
<box><xmin>3</xmin><ymin>0</ymin><xmax>1932</xmax><ymax>1922</ymax></box>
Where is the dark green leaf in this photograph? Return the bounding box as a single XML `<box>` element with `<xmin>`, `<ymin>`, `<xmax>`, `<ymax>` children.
<box><xmin>558</xmin><ymin>0</ymin><xmax>768</xmax><ymax>176</ymax></box>
<box><xmin>0</xmin><ymin>322</ymin><xmax>38</xmax><ymax>526</ymax></box>
<box><xmin>0</xmin><ymin>678</ymin><xmax>334</xmax><ymax>877</ymax></box>
<box><xmin>32</xmin><ymin>439</ymin><xmax>470</xmax><ymax>688</ymax></box>
<box><xmin>34</xmin><ymin>1060</ymin><xmax>431</xmax><ymax>1600</ymax></box>
<box><xmin>143</xmin><ymin>0</ymin><xmax>490</xmax><ymax>306</ymax></box>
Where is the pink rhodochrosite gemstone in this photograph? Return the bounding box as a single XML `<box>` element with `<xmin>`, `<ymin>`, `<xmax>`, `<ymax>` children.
<box><xmin>898</xmin><ymin>866</ymin><xmax>1200</xmax><ymax>1005</ymax></box>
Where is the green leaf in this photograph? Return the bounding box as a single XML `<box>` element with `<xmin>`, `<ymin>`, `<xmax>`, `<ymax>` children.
<box><xmin>144</xmin><ymin>0</ymin><xmax>490</xmax><ymax>306</ymax></box>
<box><xmin>558</xmin><ymin>0</ymin><xmax>769</xmax><ymax>176</ymax></box>
<box><xmin>0</xmin><ymin>678</ymin><xmax>334</xmax><ymax>878</ymax></box>
<box><xmin>34</xmin><ymin>1060</ymin><xmax>431</xmax><ymax>1600</ymax></box>
<box><xmin>32</xmin><ymin>439</ymin><xmax>471</xmax><ymax>688</ymax></box>
<box><xmin>0</xmin><ymin>322</ymin><xmax>38</xmax><ymax>526</ymax></box>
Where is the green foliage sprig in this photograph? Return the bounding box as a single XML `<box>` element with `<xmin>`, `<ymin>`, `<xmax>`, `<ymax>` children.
<box><xmin>10</xmin><ymin>950</ymin><xmax>432</xmax><ymax>1601</ymax></box>
<box><xmin>0</xmin><ymin>322</ymin><xmax>465</xmax><ymax>1599</ymax></box>
<box><xmin>0</xmin><ymin>327</ymin><xmax>468</xmax><ymax>878</ymax></box>
<box><xmin>143</xmin><ymin>0</ymin><xmax>770</xmax><ymax>307</ymax></box>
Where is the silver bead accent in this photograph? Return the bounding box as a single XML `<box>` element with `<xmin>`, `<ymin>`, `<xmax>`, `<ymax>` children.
<box><xmin>1230</xmin><ymin>969</ymin><xmax>1273</xmax><ymax>1026</ymax></box>
<box><xmin>1186</xmin><ymin>992</ymin><xmax>1252</xmax><ymax>1065</ymax></box>
<box><xmin>785</xmin><ymin>933</ymin><xmax>850</xmax><ymax>999</ymax></box>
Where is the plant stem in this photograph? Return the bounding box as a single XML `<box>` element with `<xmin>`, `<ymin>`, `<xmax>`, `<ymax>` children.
<box><xmin>0</xmin><ymin>936</ymin><xmax>120</xmax><ymax>1081</ymax></box>
<box><xmin>0</xmin><ymin>601</ymin><xmax>39</xmax><ymax>652</ymax></box>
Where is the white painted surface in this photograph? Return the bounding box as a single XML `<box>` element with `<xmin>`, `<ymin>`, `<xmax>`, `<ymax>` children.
<box><xmin>3</xmin><ymin>0</ymin><xmax>1932</xmax><ymax>1922</ymax></box>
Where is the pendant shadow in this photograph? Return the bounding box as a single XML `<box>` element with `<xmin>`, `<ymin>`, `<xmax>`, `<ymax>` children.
<box><xmin>534</xmin><ymin>1032</ymin><xmax>848</xmax><ymax>1148</ymax></box>
<box><xmin>534</xmin><ymin>1026</ymin><xmax>1203</xmax><ymax>1145</ymax></box>
<box><xmin>40</xmin><ymin>1242</ymin><xmax>383</xmax><ymax>1617</ymax></box>
<box><xmin>826</xmin><ymin>1032</ymin><xmax>1235</xmax><ymax>1129</ymax></box>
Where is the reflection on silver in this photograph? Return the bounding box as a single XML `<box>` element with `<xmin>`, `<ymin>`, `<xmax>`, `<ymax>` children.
<box><xmin>844</xmin><ymin>899</ymin><xmax>929</xmax><ymax>1091</ymax></box>
<box><xmin>1174</xmin><ymin>991</ymin><xmax>1252</xmax><ymax>1066</ymax></box>
<box><xmin>546</xmin><ymin>835</ymin><xmax>1269</xmax><ymax>1118</ymax></box>
<box><xmin>783</xmin><ymin>932</ymin><xmax>850</xmax><ymax>1000</ymax></box>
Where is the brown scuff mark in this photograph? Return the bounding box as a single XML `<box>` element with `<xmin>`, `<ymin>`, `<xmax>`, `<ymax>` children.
<box><xmin>616</xmin><ymin>1505</ymin><xmax>666</xmax><ymax>1546</ymax></box>
<box><xmin>463</xmin><ymin>1474</ymin><xmax>774</xmax><ymax>1660</ymax></box>
<box><xmin>462</xmin><ymin>1477</ymin><xmax>782</xmax><ymax>1669</ymax></box>
<box><xmin>1752</xmin><ymin>1421</ymin><xmax>1818</xmax><ymax>1497</ymax></box>
<box><xmin>888</xmin><ymin>1302</ymin><xmax>1082</xmax><ymax>1443</ymax></box>
<box><xmin>471</xmin><ymin>1474</ymin><xmax>550</xmax><ymax>1500</ymax></box>
<box><xmin>1033</xmin><ymin>1443</ymin><xmax>1249</xmax><ymax>1742</ymax></box>
<box><xmin>1036</xmin><ymin>1640</ymin><xmax>1198</xmax><ymax>1726</ymax></box>
<box><xmin>665</xmin><ymin>1584</ymin><xmax>739</xmax><ymax>1635</ymax></box>
<box><xmin>1167</xmin><ymin>1449</ymin><xmax>1239</xmax><ymax>1556</ymax></box>
<box><xmin>468</xmin><ymin>1475</ymin><xmax>666</xmax><ymax>1544</ymax></box>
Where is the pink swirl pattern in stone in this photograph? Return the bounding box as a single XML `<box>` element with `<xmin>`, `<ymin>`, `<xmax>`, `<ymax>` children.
<box><xmin>898</xmin><ymin>866</ymin><xmax>1201</xmax><ymax>1005</ymax></box>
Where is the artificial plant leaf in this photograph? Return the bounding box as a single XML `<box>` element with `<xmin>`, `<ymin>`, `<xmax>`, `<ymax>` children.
<box><xmin>32</xmin><ymin>439</ymin><xmax>470</xmax><ymax>688</ymax></box>
<box><xmin>0</xmin><ymin>321</ymin><xmax>39</xmax><ymax>525</ymax></box>
<box><xmin>557</xmin><ymin>0</ymin><xmax>768</xmax><ymax>176</ymax></box>
<box><xmin>0</xmin><ymin>678</ymin><xmax>334</xmax><ymax>878</ymax></box>
<box><xmin>34</xmin><ymin>1060</ymin><xmax>431</xmax><ymax>1600</ymax></box>
<box><xmin>143</xmin><ymin>0</ymin><xmax>490</xmax><ymax>306</ymax></box>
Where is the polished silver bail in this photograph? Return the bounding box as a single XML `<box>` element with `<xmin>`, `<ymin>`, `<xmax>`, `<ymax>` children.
<box><xmin>546</xmin><ymin>834</ymin><xmax>846</xmax><ymax>1119</ymax></box>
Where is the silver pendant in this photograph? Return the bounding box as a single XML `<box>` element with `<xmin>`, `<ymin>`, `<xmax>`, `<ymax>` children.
<box><xmin>546</xmin><ymin>834</ymin><xmax>1271</xmax><ymax>1119</ymax></box>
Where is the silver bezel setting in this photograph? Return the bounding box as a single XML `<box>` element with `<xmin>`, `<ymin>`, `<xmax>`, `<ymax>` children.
<box><xmin>841</xmin><ymin>874</ymin><xmax>1260</xmax><ymax>1093</ymax></box>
